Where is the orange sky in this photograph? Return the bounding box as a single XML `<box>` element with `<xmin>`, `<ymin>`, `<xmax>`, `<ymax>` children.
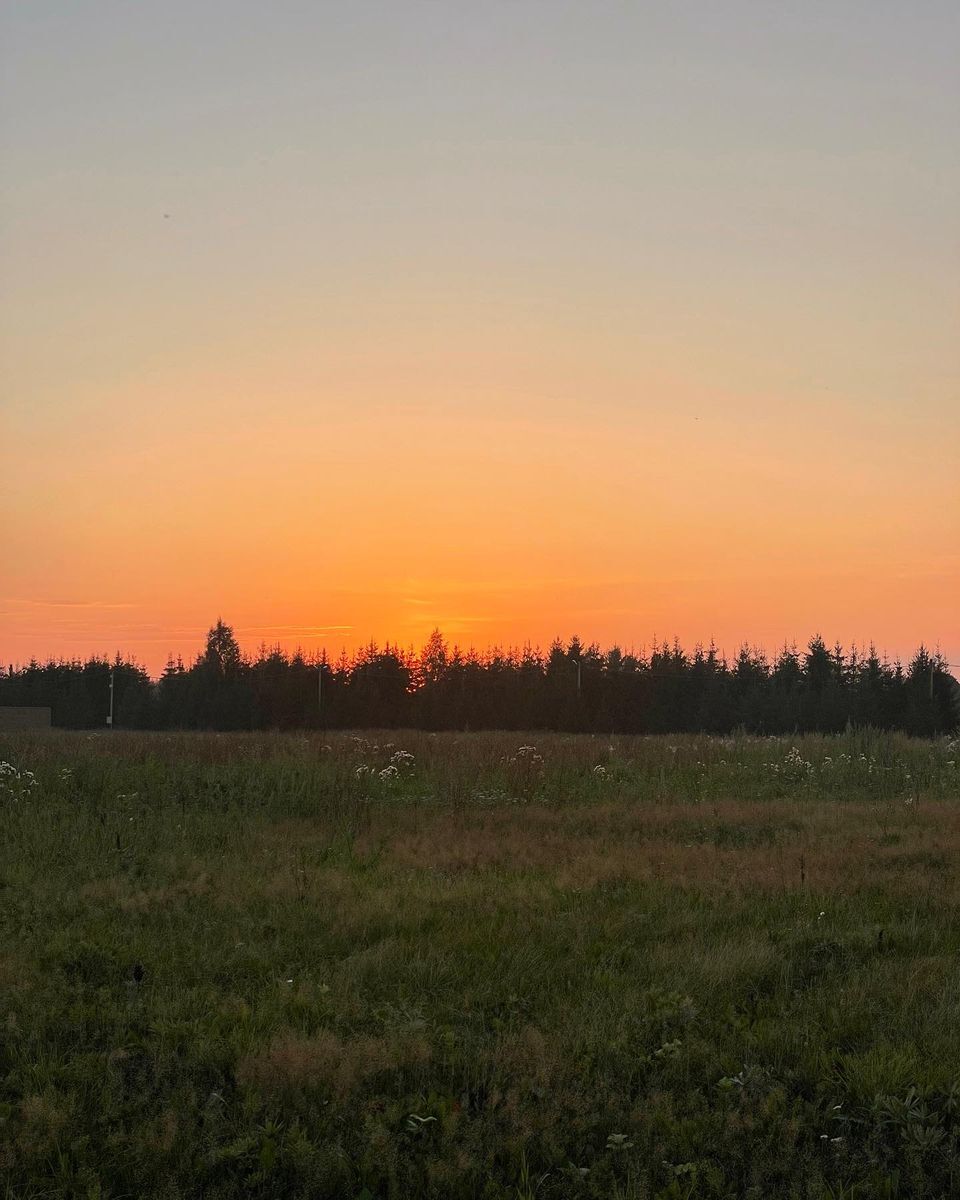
<box><xmin>4</xmin><ymin>369</ymin><xmax>957</xmax><ymax>674</ymax></box>
<box><xmin>2</xmin><ymin>4</ymin><xmax>958</xmax><ymax>675</ymax></box>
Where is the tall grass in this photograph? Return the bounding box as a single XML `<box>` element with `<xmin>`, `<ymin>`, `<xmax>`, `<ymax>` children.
<box><xmin>1</xmin><ymin>730</ymin><xmax>958</xmax><ymax>1198</ymax></box>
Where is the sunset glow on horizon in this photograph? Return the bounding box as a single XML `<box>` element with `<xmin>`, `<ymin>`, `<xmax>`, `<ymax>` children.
<box><xmin>2</xmin><ymin>3</ymin><xmax>958</xmax><ymax>676</ymax></box>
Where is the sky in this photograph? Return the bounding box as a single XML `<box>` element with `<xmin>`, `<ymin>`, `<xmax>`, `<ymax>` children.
<box><xmin>2</xmin><ymin>1</ymin><xmax>958</xmax><ymax>676</ymax></box>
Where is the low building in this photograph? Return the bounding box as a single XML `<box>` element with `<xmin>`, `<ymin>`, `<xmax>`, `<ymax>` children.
<box><xmin>0</xmin><ymin>706</ymin><xmax>53</xmax><ymax>731</ymax></box>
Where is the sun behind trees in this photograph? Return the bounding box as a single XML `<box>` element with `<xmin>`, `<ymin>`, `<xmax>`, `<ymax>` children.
<box><xmin>0</xmin><ymin>621</ymin><xmax>956</xmax><ymax>735</ymax></box>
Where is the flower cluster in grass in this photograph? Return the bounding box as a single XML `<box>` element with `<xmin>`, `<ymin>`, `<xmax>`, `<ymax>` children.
<box><xmin>354</xmin><ymin>748</ymin><xmax>418</xmax><ymax>793</ymax></box>
<box><xmin>0</xmin><ymin>759</ymin><xmax>38</xmax><ymax>802</ymax></box>
<box><xmin>763</xmin><ymin>745</ymin><xmax>815</xmax><ymax>781</ymax></box>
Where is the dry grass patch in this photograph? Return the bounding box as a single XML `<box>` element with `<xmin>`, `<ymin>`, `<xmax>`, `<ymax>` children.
<box><xmin>362</xmin><ymin>797</ymin><xmax>960</xmax><ymax>899</ymax></box>
<box><xmin>81</xmin><ymin>871</ymin><xmax>211</xmax><ymax>911</ymax></box>
<box><xmin>237</xmin><ymin>1028</ymin><xmax>432</xmax><ymax>1103</ymax></box>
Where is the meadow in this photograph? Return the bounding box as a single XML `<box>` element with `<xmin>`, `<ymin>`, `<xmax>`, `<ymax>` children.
<box><xmin>1</xmin><ymin>729</ymin><xmax>959</xmax><ymax>1199</ymax></box>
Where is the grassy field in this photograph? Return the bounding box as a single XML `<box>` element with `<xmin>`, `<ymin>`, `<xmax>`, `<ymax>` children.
<box><xmin>1</xmin><ymin>729</ymin><xmax>959</xmax><ymax>1199</ymax></box>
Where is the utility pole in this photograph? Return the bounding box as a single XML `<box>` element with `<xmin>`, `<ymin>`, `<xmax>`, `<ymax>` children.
<box><xmin>107</xmin><ymin>669</ymin><xmax>115</xmax><ymax>728</ymax></box>
<box><xmin>572</xmin><ymin>658</ymin><xmax>581</xmax><ymax>696</ymax></box>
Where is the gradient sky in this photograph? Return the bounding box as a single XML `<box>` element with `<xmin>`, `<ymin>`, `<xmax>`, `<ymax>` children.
<box><xmin>2</xmin><ymin>1</ymin><xmax>958</xmax><ymax>675</ymax></box>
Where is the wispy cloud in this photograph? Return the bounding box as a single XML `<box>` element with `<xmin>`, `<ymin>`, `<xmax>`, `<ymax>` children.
<box><xmin>410</xmin><ymin>615</ymin><xmax>496</xmax><ymax>627</ymax></box>
<box><xmin>4</xmin><ymin>598</ymin><xmax>136</xmax><ymax>610</ymax></box>
<box><xmin>237</xmin><ymin>624</ymin><xmax>354</xmax><ymax>634</ymax></box>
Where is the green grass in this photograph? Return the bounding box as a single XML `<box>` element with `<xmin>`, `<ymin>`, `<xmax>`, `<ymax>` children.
<box><xmin>1</xmin><ymin>729</ymin><xmax>959</xmax><ymax>1198</ymax></box>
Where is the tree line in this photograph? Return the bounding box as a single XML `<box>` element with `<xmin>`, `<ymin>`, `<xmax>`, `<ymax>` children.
<box><xmin>1</xmin><ymin>620</ymin><xmax>957</xmax><ymax>735</ymax></box>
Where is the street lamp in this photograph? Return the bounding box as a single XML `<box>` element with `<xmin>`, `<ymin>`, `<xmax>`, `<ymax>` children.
<box><xmin>318</xmin><ymin>652</ymin><xmax>327</xmax><ymax>728</ymax></box>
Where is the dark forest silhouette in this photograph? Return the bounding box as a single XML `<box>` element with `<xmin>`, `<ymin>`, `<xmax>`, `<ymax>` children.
<box><xmin>1</xmin><ymin>620</ymin><xmax>957</xmax><ymax>735</ymax></box>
